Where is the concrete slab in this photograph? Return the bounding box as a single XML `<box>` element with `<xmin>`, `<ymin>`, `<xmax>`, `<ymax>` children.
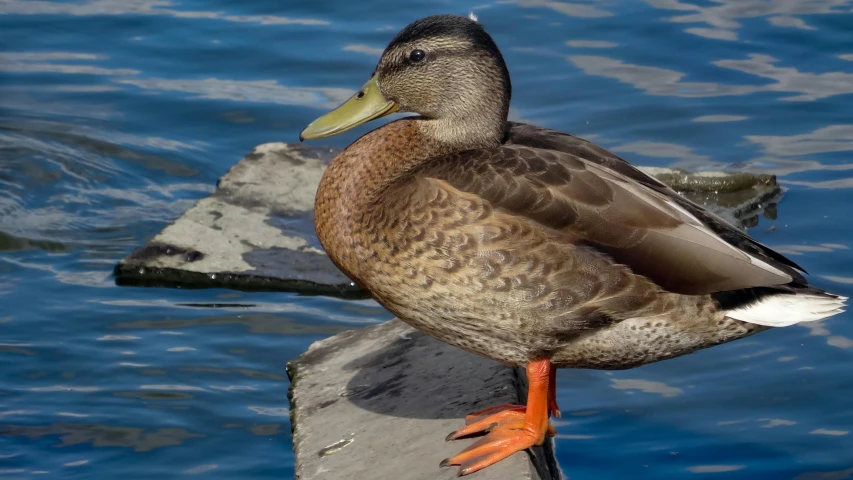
<box><xmin>114</xmin><ymin>143</ymin><xmax>782</xmax><ymax>295</ymax></box>
<box><xmin>286</xmin><ymin>319</ymin><xmax>561</xmax><ymax>480</ymax></box>
<box><xmin>114</xmin><ymin>143</ymin><xmax>362</xmax><ymax>297</ymax></box>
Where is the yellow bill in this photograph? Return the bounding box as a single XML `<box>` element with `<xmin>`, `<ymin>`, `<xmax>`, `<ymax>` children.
<box><xmin>300</xmin><ymin>76</ymin><xmax>399</xmax><ymax>141</ymax></box>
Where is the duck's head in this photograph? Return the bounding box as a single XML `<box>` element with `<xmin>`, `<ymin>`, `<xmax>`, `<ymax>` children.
<box><xmin>300</xmin><ymin>14</ymin><xmax>512</xmax><ymax>148</ymax></box>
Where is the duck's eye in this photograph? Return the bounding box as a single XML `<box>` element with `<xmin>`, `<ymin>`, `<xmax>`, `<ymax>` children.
<box><xmin>409</xmin><ymin>49</ymin><xmax>425</xmax><ymax>62</ymax></box>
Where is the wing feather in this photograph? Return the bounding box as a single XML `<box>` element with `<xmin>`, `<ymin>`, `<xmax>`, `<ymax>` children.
<box><xmin>504</xmin><ymin>122</ymin><xmax>807</xmax><ymax>279</ymax></box>
<box><xmin>417</xmin><ymin>144</ymin><xmax>792</xmax><ymax>295</ymax></box>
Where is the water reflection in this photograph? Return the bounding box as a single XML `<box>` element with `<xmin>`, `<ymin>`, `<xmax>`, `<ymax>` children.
<box><xmin>646</xmin><ymin>0</ymin><xmax>850</xmax><ymax>39</ymax></box>
<box><xmin>692</xmin><ymin>115</ymin><xmax>747</xmax><ymax>123</ymax></box>
<box><xmin>166</xmin><ymin>346</ymin><xmax>196</xmax><ymax>352</ymax></box>
<box><xmin>210</xmin><ymin>386</ymin><xmax>256</xmax><ymax>391</ymax></box>
<box><xmin>794</xmin><ymin>467</ymin><xmax>853</xmax><ymax>480</ymax></box>
<box><xmin>180</xmin><ymin>367</ymin><xmax>284</xmax><ymax>380</ymax></box>
<box><xmin>0</xmin><ymin>423</ymin><xmax>204</xmax><ymax>451</ymax></box>
<box><xmin>249</xmin><ymin>424</ymin><xmax>281</xmax><ymax>436</ymax></box>
<box><xmin>0</xmin><ymin>257</ymin><xmax>112</xmax><ymax>288</ymax></box>
<box><xmin>566</xmin><ymin>40</ymin><xmax>617</xmax><ymax>49</ymax></box>
<box><xmin>570</xmin><ymin>54</ymin><xmax>853</xmax><ymax>102</ymax></box>
<box><xmin>220</xmin><ymin>111</ymin><xmax>256</xmax><ymax>124</ymax></box>
<box><xmin>772</xmin><ymin>243</ymin><xmax>848</xmax><ymax>256</ymax></box>
<box><xmin>185</xmin><ymin>465</ymin><xmax>218</xmax><ymax>474</ymax></box>
<box><xmin>554</xmin><ymin>433</ymin><xmax>595</xmax><ymax>440</ymax></box>
<box><xmin>570</xmin><ymin>55</ymin><xmax>759</xmax><ymax>97</ymax></box>
<box><xmin>343</xmin><ymin>44</ymin><xmax>383</xmax><ymax>56</ymax></box>
<box><xmin>768</xmin><ymin>16</ymin><xmax>815</xmax><ymax>30</ymax></box>
<box><xmin>248</xmin><ymin>406</ymin><xmax>289</xmax><ymax>417</ymax></box>
<box><xmin>739</xmin><ymin>347</ymin><xmax>782</xmax><ymax>359</ymax></box>
<box><xmin>0</xmin><ymin>52</ymin><xmax>139</xmax><ymax>76</ymax></box>
<box><xmin>747</xmin><ymin>125</ymin><xmax>853</xmax><ymax>157</ymax></box>
<box><xmin>0</xmin><ymin>344</ymin><xmax>36</xmax><ymax>356</ymax></box>
<box><xmin>686</xmin><ymin>465</ymin><xmax>745</xmax><ymax>473</ymax></box>
<box><xmin>104</xmin><ymin>301</ymin><xmax>385</xmax><ymax>327</ymax></box>
<box><xmin>141</xmin><ymin>384</ymin><xmax>207</xmax><ymax>391</ymax></box>
<box><xmin>811</xmin><ymin>428</ymin><xmax>849</xmax><ymax>436</ymax></box>
<box><xmin>0</xmin><ymin>120</ymin><xmax>212</xmax><ymax>267</ymax></box>
<box><xmin>758</xmin><ymin>418</ymin><xmax>796</xmax><ymax>428</ymax></box>
<box><xmin>0</xmin><ymin>410</ymin><xmax>39</xmax><ymax>419</ymax></box>
<box><xmin>802</xmin><ymin>318</ymin><xmax>853</xmax><ymax>350</ymax></box>
<box><xmin>610</xmin><ymin>379</ymin><xmax>684</xmax><ymax>397</ymax></box>
<box><xmin>29</xmin><ymin>386</ymin><xmax>100</xmax><ymax>392</ymax></box>
<box><xmin>612</xmin><ymin>140</ymin><xmax>709</xmax><ymax>163</ymax></box>
<box><xmin>720</xmin><ymin>55</ymin><xmax>853</xmax><ymax>102</ymax></box>
<box><xmin>506</xmin><ymin>0</ymin><xmax>613</xmax><ymax>19</ymax></box>
<box><xmin>784</xmin><ymin>177</ymin><xmax>853</xmax><ymax>189</ymax></box>
<box><xmin>685</xmin><ymin>27</ymin><xmax>737</xmax><ymax>41</ymax></box>
<box><xmin>0</xmin><ymin>0</ymin><xmax>328</xmax><ymax>26</ymax></box>
<box><xmin>1</xmin><ymin>119</ymin><xmax>206</xmax><ymax>160</ymax></box>
<box><xmin>651</xmin><ymin>123</ymin><xmax>853</xmax><ymax>181</ymax></box>
<box><xmin>116</xmin><ymin>391</ymin><xmax>195</xmax><ymax>400</ymax></box>
<box><xmin>824</xmin><ymin>276</ymin><xmax>853</xmax><ymax>284</ymax></box>
<box><xmin>57</xmin><ymin>413</ymin><xmax>90</xmax><ymax>418</ymax></box>
<box><xmin>116</xmin><ymin>77</ymin><xmax>353</xmax><ymax>109</ymax></box>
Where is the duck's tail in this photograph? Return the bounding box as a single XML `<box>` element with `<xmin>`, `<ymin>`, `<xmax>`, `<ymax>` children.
<box><xmin>723</xmin><ymin>288</ymin><xmax>847</xmax><ymax>327</ymax></box>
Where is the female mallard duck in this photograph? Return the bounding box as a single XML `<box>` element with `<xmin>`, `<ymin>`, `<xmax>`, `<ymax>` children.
<box><xmin>301</xmin><ymin>14</ymin><xmax>846</xmax><ymax>476</ymax></box>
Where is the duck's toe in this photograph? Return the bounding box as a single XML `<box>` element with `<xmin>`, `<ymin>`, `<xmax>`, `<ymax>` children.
<box><xmin>441</xmin><ymin>425</ymin><xmax>541</xmax><ymax>476</ymax></box>
<box><xmin>463</xmin><ymin>403</ymin><xmax>524</xmax><ymax>424</ymax></box>
<box><xmin>447</xmin><ymin>404</ymin><xmax>557</xmax><ymax>441</ymax></box>
<box><xmin>447</xmin><ymin>406</ymin><xmax>525</xmax><ymax>441</ymax></box>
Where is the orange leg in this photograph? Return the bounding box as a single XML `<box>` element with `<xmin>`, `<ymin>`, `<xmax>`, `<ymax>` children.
<box><xmin>446</xmin><ymin>364</ymin><xmax>560</xmax><ymax>441</ymax></box>
<box><xmin>441</xmin><ymin>359</ymin><xmax>555</xmax><ymax>476</ymax></box>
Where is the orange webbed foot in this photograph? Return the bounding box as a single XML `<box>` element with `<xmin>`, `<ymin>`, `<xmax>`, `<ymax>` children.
<box><xmin>445</xmin><ymin>404</ymin><xmax>556</xmax><ymax>441</ymax></box>
<box><xmin>441</xmin><ymin>360</ymin><xmax>557</xmax><ymax>476</ymax></box>
<box><xmin>464</xmin><ymin>403</ymin><xmax>524</xmax><ymax>424</ymax></box>
<box><xmin>440</xmin><ymin>425</ymin><xmax>541</xmax><ymax>476</ymax></box>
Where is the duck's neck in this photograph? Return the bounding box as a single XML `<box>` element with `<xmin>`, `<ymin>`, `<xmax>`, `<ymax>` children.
<box><xmin>313</xmin><ymin>117</ymin><xmax>501</xmax><ymax>279</ymax></box>
<box><xmin>419</xmin><ymin>115</ymin><xmax>506</xmax><ymax>150</ymax></box>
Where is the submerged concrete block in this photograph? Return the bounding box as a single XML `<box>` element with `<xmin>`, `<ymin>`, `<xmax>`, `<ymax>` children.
<box><xmin>286</xmin><ymin>319</ymin><xmax>560</xmax><ymax>480</ymax></box>
<box><xmin>115</xmin><ymin>143</ymin><xmax>782</xmax><ymax>294</ymax></box>
<box><xmin>639</xmin><ymin>167</ymin><xmax>782</xmax><ymax>228</ymax></box>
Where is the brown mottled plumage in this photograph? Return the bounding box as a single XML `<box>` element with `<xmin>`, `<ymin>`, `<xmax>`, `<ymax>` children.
<box><xmin>315</xmin><ymin>118</ymin><xmax>765</xmax><ymax>369</ymax></box>
<box><xmin>303</xmin><ymin>14</ymin><xmax>846</xmax><ymax>476</ymax></box>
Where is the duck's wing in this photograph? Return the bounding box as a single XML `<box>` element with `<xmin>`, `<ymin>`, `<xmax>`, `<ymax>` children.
<box><xmin>504</xmin><ymin>122</ymin><xmax>807</xmax><ymax>282</ymax></box>
<box><xmin>418</xmin><ymin>144</ymin><xmax>793</xmax><ymax>296</ymax></box>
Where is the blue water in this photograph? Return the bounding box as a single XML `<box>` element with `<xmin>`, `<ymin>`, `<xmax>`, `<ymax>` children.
<box><xmin>2</xmin><ymin>1</ymin><xmax>853</xmax><ymax>478</ymax></box>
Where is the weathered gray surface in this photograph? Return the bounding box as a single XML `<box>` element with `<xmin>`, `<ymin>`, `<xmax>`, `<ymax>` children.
<box><xmin>114</xmin><ymin>142</ymin><xmax>361</xmax><ymax>296</ymax></box>
<box><xmin>115</xmin><ymin>142</ymin><xmax>782</xmax><ymax>295</ymax></box>
<box><xmin>286</xmin><ymin>319</ymin><xmax>560</xmax><ymax>480</ymax></box>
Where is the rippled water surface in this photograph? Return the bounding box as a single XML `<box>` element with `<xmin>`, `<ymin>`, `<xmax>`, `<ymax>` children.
<box><xmin>3</xmin><ymin>1</ymin><xmax>853</xmax><ymax>478</ymax></box>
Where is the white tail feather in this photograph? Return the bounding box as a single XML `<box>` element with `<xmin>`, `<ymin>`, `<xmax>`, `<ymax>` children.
<box><xmin>726</xmin><ymin>293</ymin><xmax>847</xmax><ymax>327</ymax></box>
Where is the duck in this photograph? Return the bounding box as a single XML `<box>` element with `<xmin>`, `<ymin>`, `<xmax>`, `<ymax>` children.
<box><xmin>300</xmin><ymin>14</ymin><xmax>847</xmax><ymax>476</ymax></box>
